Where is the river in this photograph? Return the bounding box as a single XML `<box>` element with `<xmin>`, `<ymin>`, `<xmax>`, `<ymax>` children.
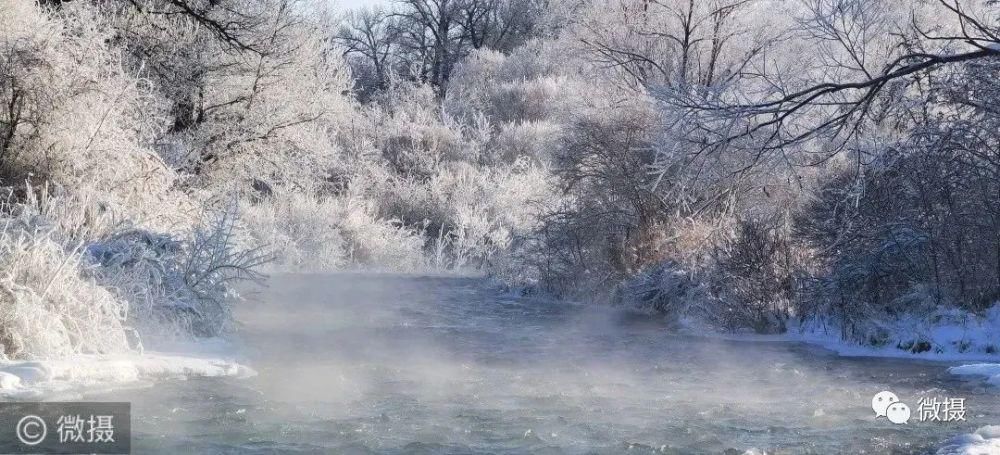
<box><xmin>90</xmin><ymin>274</ymin><xmax>1000</xmax><ymax>454</ymax></box>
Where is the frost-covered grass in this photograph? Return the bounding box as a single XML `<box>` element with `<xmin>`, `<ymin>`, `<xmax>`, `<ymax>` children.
<box><xmin>0</xmin><ymin>217</ymin><xmax>131</xmax><ymax>360</ymax></box>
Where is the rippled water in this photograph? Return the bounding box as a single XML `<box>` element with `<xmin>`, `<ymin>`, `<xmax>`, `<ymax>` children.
<box><xmin>91</xmin><ymin>274</ymin><xmax>999</xmax><ymax>454</ymax></box>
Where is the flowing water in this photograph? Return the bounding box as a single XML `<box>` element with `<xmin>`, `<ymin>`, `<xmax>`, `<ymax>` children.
<box><xmin>91</xmin><ymin>274</ymin><xmax>999</xmax><ymax>454</ymax></box>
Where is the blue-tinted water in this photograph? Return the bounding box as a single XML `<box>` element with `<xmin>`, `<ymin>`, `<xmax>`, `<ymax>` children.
<box><xmin>91</xmin><ymin>274</ymin><xmax>999</xmax><ymax>454</ymax></box>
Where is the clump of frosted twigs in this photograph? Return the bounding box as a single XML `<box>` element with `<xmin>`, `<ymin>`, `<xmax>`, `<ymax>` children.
<box><xmin>0</xmin><ymin>188</ymin><xmax>268</xmax><ymax>360</ymax></box>
<box><xmin>87</xmin><ymin>204</ymin><xmax>270</xmax><ymax>341</ymax></box>
<box><xmin>0</xmin><ymin>192</ymin><xmax>130</xmax><ymax>360</ymax></box>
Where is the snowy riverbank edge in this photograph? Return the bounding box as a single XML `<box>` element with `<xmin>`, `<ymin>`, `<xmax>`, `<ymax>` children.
<box><xmin>0</xmin><ymin>338</ymin><xmax>255</xmax><ymax>400</ymax></box>
<box><xmin>679</xmin><ymin>304</ymin><xmax>1000</xmax><ymax>364</ymax></box>
<box><xmin>679</xmin><ymin>307</ymin><xmax>1000</xmax><ymax>455</ymax></box>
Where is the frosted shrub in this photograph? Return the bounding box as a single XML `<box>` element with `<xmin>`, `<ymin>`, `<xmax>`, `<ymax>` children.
<box><xmin>487</xmin><ymin>121</ymin><xmax>562</xmax><ymax>164</ymax></box>
<box><xmin>361</xmin><ymin>83</ymin><xmax>477</xmax><ymax>180</ymax></box>
<box><xmin>488</xmin><ymin>78</ymin><xmax>574</xmax><ymax>124</ymax></box>
<box><xmin>328</xmin><ymin>79</ymin><xmax>551</xmax><ymax>271</ymax></box>
<box><xmin>243</xmin><ymin>192</ymin><xmax>425</xmax><ymax>272</ymax></box>
<box><xmin>0</xmin><ymin>183</ymin><xmax>268</xmax><ymax>358</ymax></box>
<box><xmin>616</xmin><ymin>261</ymin><xmax>703</xmax><ymax>325</ymax></box>
<box><xmin>241</xmin><ymin>193</ymin><xmax>348</xmax><ymax>271</ymax></box>
<box><xmin>177</xmin><ymin>208</ymin><xmax>269</xmax><ymax>334</ymax></box>
<box><xmin>379</xmin><ymin>119</ymin><xmax>467</xmax><ymax>180</ymax></box>
<box><xmin>0</xmin><ymin>210</ymin><xmax>130</xmax><ymax>360</ymax></box>
<box><xmin>441</xmin><ymin>49</ymin><xmax>508</xmax><ymax>120</ymax></box>
<box><xmin>87</xmin><ymin>206</ymin><xmax>269</xmax><ymax>339</ymax></box>
<box><xmin>85</xmin><ymin>230</ymin><xmax>192</xmax><ymax>341</ymax></box>
<box><xmin>796</xmin><ymin>127</ymin><xmax>1000</xmax><ymax>339</ymax></box>
<box><xmin>709</xmin><ymin>216</ymin><xmax>799</xmax><ymax>334</ymax></box>
<box><xmin>444</xmin><ymin>45</ymin><xmax>589</xmax><ymax>126</ymax></box>
<box><xmin>519</xmin><ymin>100</ymin><xmax>663</xmax><ymax>295</ymax></box>
<box><xmin>337</xmin><ymin>198</ymin><xmax>426</xmax><ymax>270</ymax></box>
<box><xmin>373</xmin><ymin>158</ymin><xmax>552</xmax><ymax>271</ymax></box>
<box><xmin>0</xmin><ymin>196</ymin><xmax>270</xmax><ymax>360</ymax></box>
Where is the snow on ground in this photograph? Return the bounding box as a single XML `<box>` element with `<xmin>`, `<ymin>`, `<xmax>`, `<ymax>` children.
<box><xmin>948</xmin><ymin>364</ymin><xmax>1000</xmax><ymax>387</ymax></box>
<box><xmin>788</xmin><ymin>305</ymin><xmax>1000</xmax><ymax>362</ymax></box>
<box><xmin>0</xmin><ymin>339</ymin><xmax>255</xmax><ymax>400</ymax></box>
<box><xmin>936</xmin><ymin>426</ymin><xmax>1000</xmax><ymax>455</ymax></box>
<box><xmin>788</xmin><ymin>306</ymin><xmax>1000</xmax><ymax>394</ymax></box>
<box><xmin>681</xmin><ymin>303</ymin><xmax>1000</xmax><ymax>391</ymax></box>
<box><xmin>787</xmin><ymin>307</ymin><xmax>1000</xmax><ymax>395</ymax></box>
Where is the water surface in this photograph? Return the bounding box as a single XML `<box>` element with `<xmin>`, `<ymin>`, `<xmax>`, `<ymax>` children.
<box><xmin>93</xmin><ymin>274</ymin><xmax>999</xmax><ymax>454</ymax></box>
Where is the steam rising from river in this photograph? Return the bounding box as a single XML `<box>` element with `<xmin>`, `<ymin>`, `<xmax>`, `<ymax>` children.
<box><xmin>96</xmin><ymin>274</ymin><xmax>1000</xmax><ymax>454</ymax></box>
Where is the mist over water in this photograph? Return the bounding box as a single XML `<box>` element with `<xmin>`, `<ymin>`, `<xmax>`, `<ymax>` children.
<box><xmin>92</xmin><ymin>274</ymin><xmax>999</xmax><ymax>454</ymax></box>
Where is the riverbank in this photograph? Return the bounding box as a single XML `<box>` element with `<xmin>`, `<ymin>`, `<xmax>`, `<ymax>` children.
<box><xmin>675</xmin><ymin>303</ymin><xmax>1000</xmax><ymax>390</ymax></box>
<box><xmin>98</xmin><ymin>274</ymin><xmax>1000</xmax><ymax>454</ymax></box>
<box><xmin>0</xmin><ymin>339</ymin><xmax>253</xmax><ymax>400</ymax></box>
<box><xmin>3</xmin><ymin>273</ymin><xmax>998</xmax><ymax>453</ymax></box>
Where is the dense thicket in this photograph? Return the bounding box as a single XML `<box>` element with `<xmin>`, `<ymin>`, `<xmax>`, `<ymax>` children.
<box><xmin>0</xmin><ymin>0</ymin><xmax>998</xmax><ymax>359</ymax></box>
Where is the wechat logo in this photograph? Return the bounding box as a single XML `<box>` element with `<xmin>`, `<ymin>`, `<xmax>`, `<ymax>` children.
<box><xmin>872</xmin><ymin>391</ymin><xmax>911</xmax><ymax>424</ymax></box>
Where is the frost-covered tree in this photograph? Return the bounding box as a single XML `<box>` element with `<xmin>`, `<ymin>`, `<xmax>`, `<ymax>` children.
<box><xmin>337</xmin><ymin>7</ymin><xmax>400</xmax><ymax>96</ymax></box>
<box><xmin>99</xmin><ymin>0</ymin><xmax>355</xmax><ymax>195</ymax></box>
<box><xmin>569</xmin><ymin>0</ymin><xmax>783</xmax><ymax>90</ymax></box>
<box><xmin>655</xmin><ymin>0</ymin><xmax>1000</xmax><ymax>333</ymax></box>
<box><xmin>336</xmin><ymin>0</ymin><xmax>547</xmax><ymax>94</ymax></box>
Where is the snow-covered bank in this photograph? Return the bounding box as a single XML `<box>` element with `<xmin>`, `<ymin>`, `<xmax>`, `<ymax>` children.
<box><xmin>676</xmin><ymin>304</ymin><xmax>1000</xmax><ymax>391</ymax></box>
<box><xmin>937</xmin><ymin>426</ymin><xmax>1000</xmax><ymax>455</ymax></box>
<box><xmin>788</xmin><ymin>307</ymin><xmax>1000</xmax><ymax>363</ymax></box>
<box><xmin>793</xmin><ymin>310</ymin><xmax>1000</xmax><ymax>391</ymax></box>
<box><xmin>675</xmin><ymin>306</ymin><xmax>1000</xmax><ymax>361</ymax></box>
<box><xmin>0</xmin><ymin>340</ymin><xmax>254</xmax><ymax>400</ymax></box>
<box><xmin>949</xmin><ymin>364</ymin><xmax>1000</xmax><ymax>387</ymax></box>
